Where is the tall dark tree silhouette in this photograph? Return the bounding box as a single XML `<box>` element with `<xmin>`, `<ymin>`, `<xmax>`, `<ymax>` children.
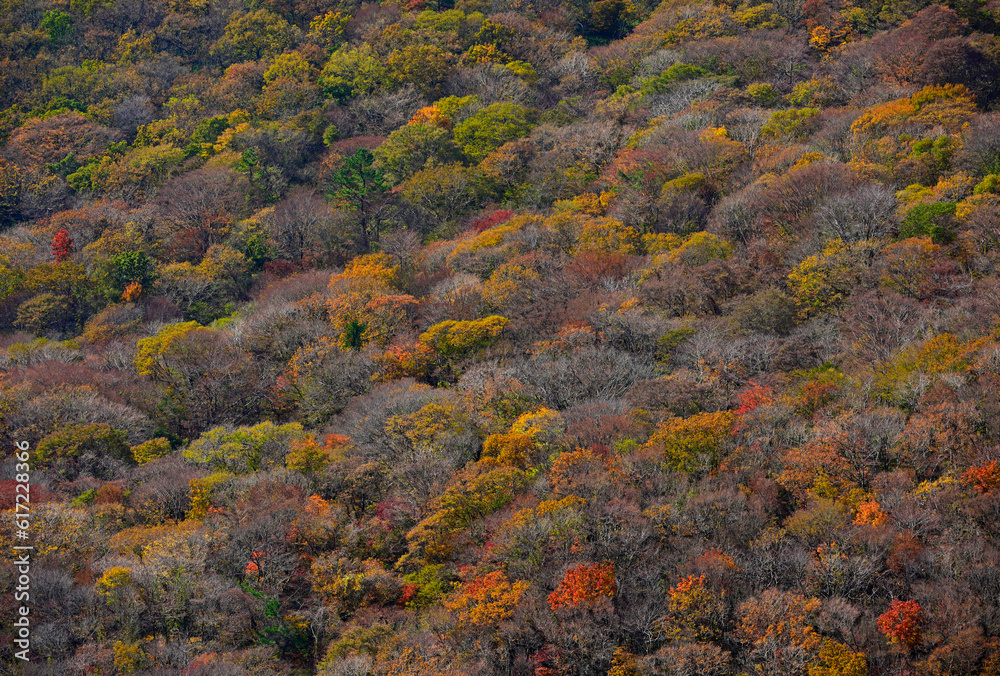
<box><xmin>326</xmin><ymin>148</ymin><xmax>388</xmax><ymax>252</ymax></box>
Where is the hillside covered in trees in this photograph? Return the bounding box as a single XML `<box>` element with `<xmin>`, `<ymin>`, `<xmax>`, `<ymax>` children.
<box><xmin>5</xmin><ymin>0</ymin><xmax>1000</xmax><ymax>673</ymax></box>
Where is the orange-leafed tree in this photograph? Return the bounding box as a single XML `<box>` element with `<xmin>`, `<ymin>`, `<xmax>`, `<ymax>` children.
<box><xmin>962</xmin><ymin>460</ymin><xmax>1000</xmax><ymax>494</ymax></box>
<box><xmin>120</xmin><ymin>280</ymin><xmax>142</xmax><ymax>302</ymax></box>
<box><xmin>481</xmin><ymin>431</ymin><xmax>536</xmax><ymax>469</ymax></box>
<box><xmin>326</xmin><ymin>252</ymin><xmax>418</xmax><ymax>349</ymax></box>
<box><xmin>660</xmin><ymin>573</ymin><xmax>727</xmax><ymax>641</ymax></box>
<box><xmin>854</xmin><ymin>500</ymin><xmax>889</xmax><ymax>526</ymax></box>
<box><xmin>286</xmin><ymin>433</ymin><xmax>349</xmax><ymax>476</ymax></box>
<box><xmin>548</xmin><ymin>561</ymin><xmax>616</xmax><ymax>610</ymax></box>
<box><xmin>373</xmin><ymin>342</ymin><xmax>438</xmax><ymax>383</ymax></box>
<box><xmin>736</xmin><ymin>588</ymin><xmax>822</xmax><ymax>675</ymax></box>
<box><xmin>444</xmin><ymin>569</ymin><xmax>528</xmax><ymax>634</ymax></box>
<box><xmin>409</xmin><ymin>105</ymin><xmax>453</xmax><ymax>129</ymax></box>
<box><xmin>548</xmin><ymin>447</ymin><xmax>613</xmax><ymax>497</ymax></box>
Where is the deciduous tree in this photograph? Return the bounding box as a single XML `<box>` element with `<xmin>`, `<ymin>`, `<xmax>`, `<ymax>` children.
<box><xmin>211</xmin><ymin>10</ymin><xmax>301</xmax><ymax>64</ymax></box>
<box><xmin>877</xmin><ymin>599</ymin><xmax>924</xmax><ymax>652</ymax></box>
<box><xmin>548</xmin><ymin>561</ymin><xmax>616</xmax><ymax>610</ymax></box>
<box><xmin>453</xmin><ymin>103</ymin><xmax>535</xmax><ymax>162</ymax></box>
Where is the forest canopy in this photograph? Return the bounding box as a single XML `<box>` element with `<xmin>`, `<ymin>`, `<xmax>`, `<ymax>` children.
<box><xmin>4</xmin><ymin>0</ymin><xmax>1000</xmax><ymax>673</ymax></box>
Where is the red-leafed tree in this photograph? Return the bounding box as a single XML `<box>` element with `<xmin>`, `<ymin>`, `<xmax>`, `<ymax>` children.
<box><xmin>878</xmin><ymin>599</ymin><xmax>924</xmax><ymax>651</ymax></box>
<box><xmin>735</xmin><ymin>382</ymin><xmax>775</xmax><ymax>416</ymax></box>
<box><xmin>469</xmin><ymin>209</ymin><xmax>516</xmax><ymax>233</ymax></box>
<box><xmin>51</xmin><ymin>228</ymin><xmax>74</xmax><ymax>262</ymax></box>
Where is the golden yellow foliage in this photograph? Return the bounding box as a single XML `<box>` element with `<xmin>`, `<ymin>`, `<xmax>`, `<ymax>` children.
<box><xmin>669</xmin><ymin>232</ymin><xmax>733</xmax><ymax>266</ymax></box>
<box><xmin>808</xmin><ymin>639</ymin><xmax>868</xmax><ymax>676</ymax></box>
<box><xmin>134</xmin><ymin>321</ymin><xmax>207</xmax><ymax>376</ymax></box>
<box><xmin>851</xmin><ymin>85</ymin><xmax>977</xmax><ymax>166</ymax></box>
<box><xmin>418</xmin><ymin>315</ymin><xmax>509</xmax><ymax>359</ymax></box>
<box><xmin>384</xmin><ymin>401</ymin><xmax>468</xmax><ymax>457</ymax></box>
<box><xmin>511</xmin><ymin>407</ymin><xmax>565</xmax><ymax>443</ymax></box>
<box><xmin>481</xmin><ymin>263</ymin><xmax>539</xmax><ymax>310</ymax></box>
<box><xmin>187</xmin><ymin>471</ymin><xmax>232</xmax><ymax>519</ymax></box>
<box><xmin>95</xmin><ymin>566</ymin><xmax>133</xmax><ymax>596</ymax></box>
<box><xmin>130</xmin><ymin>437</ymin><xmax>171</xmax><ymax>465</ymax></box>
<box><xmin>330</xmin><ymin>251</ymin><xmax>400</xmax><ymax>291</ymax></box>
<box><xmin>787</xmin><ymin>239</ymin><xmax>881</xmax><ymax>318</ymax></box>
<box><xmin>644</xmin><ymin>411</ymin><xmax>735</xmax><ymax>475</ymax></box>
<box><xmin>481</xmin><ymin>431</ymin><xmax>536</xmax><ymax>468</ymax></box>
<box><xmin>575</xmin><ymin>218</ymin><xmax>642</xmax><ymax>255</ymax></box>
<box><xmin>608</xmin><ymin>647</ymin><xmax>642</xmax><ymax>676</ymax></box>
<box><xmin>113</xmin><ymin>641</ymin><xmax>149</xmax><ymax>674</ymax></box>
<box><xmin>642</xmin><ymin>232</ymin><xmax>684</xmax><ymax>255</ymax></box>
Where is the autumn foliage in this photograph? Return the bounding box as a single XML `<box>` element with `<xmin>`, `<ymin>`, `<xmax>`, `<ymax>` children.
<box><xmin>962</xmin><ymin>460</ymin><xmax>1000</xmax><ymax>494</ymax></box>
<box><xmin>878</xmin><ymin>599</ymin><xmax>925</xmax><ymax>651</ymax></box>
<box><xmin>445</xmin><ymin>569</ymin><xmax>529</xmax><ymax>629</ymax></box>
<box><xmin>51</xmin><ymin>229</ymin><xmax>74</xmax><ymax>262</ymax></box>
<box><xmin>548</xmin><ymin>561</ymin><xmax>616</xmax><ymax>610</ymax></box>
<box><xmin>4</xmin><ymin>0</ymin><xmax>1000</xmax><ymax>673</ymax></box>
